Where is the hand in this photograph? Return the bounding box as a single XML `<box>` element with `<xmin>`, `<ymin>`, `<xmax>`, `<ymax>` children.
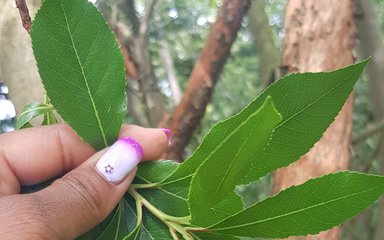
<box><xmin>0</xmin><ymin>124</ymin><xmax>170</xmax><ymax>239</ymax></box>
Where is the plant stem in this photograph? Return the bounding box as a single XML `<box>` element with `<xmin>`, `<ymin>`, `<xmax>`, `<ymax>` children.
<box><xmin>169</xmin><ymin>228</ymin><xmax>180</xmax><ymax>240</ymax></box>
<box><xmin>127</xmin><ymin>187</ymin><xmax>203</xmax><ymax>239</ymax></box>
<box><xmin>134</xmin><ymin>196</ymin><xmax>143</xmax><ymax>225</ymax></box>
<box><xmin>131</xmin><ymin>182</ymin><xmax>160</xmax><ymax>189</ymax></box>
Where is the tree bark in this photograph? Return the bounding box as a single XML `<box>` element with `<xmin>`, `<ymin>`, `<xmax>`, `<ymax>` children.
<box><xmin>272</xmin><ymin>1</ymin><xmax>356</xmax><ymax>239</ymax></box>
<box><xmin>164</xmin><ymin>0</ymin><xmax>251</xmax><ymax>161</ymax></box>
<box><xmin>248</xmin><ymin>0</ymin><xmax>278</xmax><ymax>88</ymax></box>
<box><xmin>0</xmin><ymin>0</ymin><xmax>43</xmax><ymax>115</ymax></box>
<box><xmin>353</xmin><ymin>1</ymin><xmax>384</xmax><ymax>239</ymax></box>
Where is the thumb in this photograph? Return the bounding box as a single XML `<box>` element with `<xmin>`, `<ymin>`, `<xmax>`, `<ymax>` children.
<box><xmin>26</xmin><ymin>137</ymin><xmax>141</xmax><ymax>239</ymax></box>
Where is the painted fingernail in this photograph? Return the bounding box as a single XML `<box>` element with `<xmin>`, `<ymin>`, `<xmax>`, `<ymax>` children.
<box><xmin>96</xmin><ymin>137</ymin><xmax>143</xmax><ymax>183</ymax></box>
<box><xmin>161</xmin><ymin>128</ymin><xmax>173</xmax><ymax>146</ymax></box>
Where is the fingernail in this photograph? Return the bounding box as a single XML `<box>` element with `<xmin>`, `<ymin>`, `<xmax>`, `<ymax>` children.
<box><xmin>96</xmin><ymin>137</ymin><xmax>143</xmax><ymax>183</ymax></box>
<box><xmin>160</xmin><ymin>128</ymin><xmax>173</xmax><ymax>146</ymax></box>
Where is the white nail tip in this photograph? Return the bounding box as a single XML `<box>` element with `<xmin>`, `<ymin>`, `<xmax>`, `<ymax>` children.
<box><xmin>96</xmin><ymin>137</ymin><xmax>143</xmax><ymax>183</ymax></box>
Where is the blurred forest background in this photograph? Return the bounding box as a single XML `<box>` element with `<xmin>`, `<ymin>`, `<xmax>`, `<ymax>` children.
<box><xmin>2</xmin><ymin>0</ymin><xmax>384</xmax><ymax>239</ymax></box>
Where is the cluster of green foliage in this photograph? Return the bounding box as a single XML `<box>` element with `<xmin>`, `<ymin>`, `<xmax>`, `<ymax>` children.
<box><xmin>17</xmin><ymin>0</ymin><xmax>384</xmax><ymax>239</ymax></box>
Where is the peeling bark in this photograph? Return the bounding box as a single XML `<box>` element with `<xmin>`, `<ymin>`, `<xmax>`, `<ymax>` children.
<box><xmin>272</xmin><ymin>0</ymin><xmax>356</xmax><ymax>239</ymax></box>
<box><xmin>164</xmin><ymin>0</ymin><xmax>251</xmax><ymax>161</ymax></box>
<box><xmin>15</xmin><ymin>0</ymin><xmax>31</xmax><ymax>32</ymax></box>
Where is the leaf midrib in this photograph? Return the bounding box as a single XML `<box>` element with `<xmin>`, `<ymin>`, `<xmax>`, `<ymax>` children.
<box><xmin>205</xmin><ymin>104</ymin><xmax>272</xmax><ymax>208</ymax></box>
<box><xmin>213</xmin><ymin>182</ymin><xmax>384</xmax><ymax>231</ymax></box>
<box><xmin>18</xmin><ymin>104</ymin><xmax>53</xmax><ymax>119</ymax></box>
<box><xmin>60</xmin><ymin>0</ymin><xmax>108</xmax><ymax>147</ymax></box>
<box><xmin>163</xmin><ymin>105</ymin><xmax>269</xmax><ymax>186</ymax></box>
<box><xmin>273</xmin><ymin>68</ymin><xmax>357</xmax><ymax>132</ymax></box>
<box><xmin>164</xmin><ymin>68</ymin><xmax>358</xmax><ymax>186</ymax></box>
<box><xmin>136</xmin><ymin>175</ymin><xmax>187</xmax><ymax>202</ymax></box>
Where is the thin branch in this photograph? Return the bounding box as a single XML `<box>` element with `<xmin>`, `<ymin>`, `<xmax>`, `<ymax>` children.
<box><xmin>158</xmin><ymin>38</ymin><xmax>182</xmax><ymax>106</ymax></box>
<box><xmin>139</xmin><ymin>0</ymin><xmax>156</xmax><ymax>37</ymax></box>
<box><xmin>352</xmin><ymin>118</ymin><xmax>384</xmax><ymax>144</ymax></box>
<box><xmin>15</xmin><ymin>0</ymin><xmax>32</xmax><ymax>32</ymax></box>
<box><xmin>122</xmin><ymin>0</ymin><xmax>140</xmax><ymax>35</ymax></box>
<box><xmin>154</xmin><ymin>4</ymin><xmax>182</xmax><ymax>106</ymax></box>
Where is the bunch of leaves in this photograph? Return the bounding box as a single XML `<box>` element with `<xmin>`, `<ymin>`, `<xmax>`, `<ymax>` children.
<box><xmin>20</xmin><ymin>0</ymin><xmax>384</xmax><ymax>239</ymax></box>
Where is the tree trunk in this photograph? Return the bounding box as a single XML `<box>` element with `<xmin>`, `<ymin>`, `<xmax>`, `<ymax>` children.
<box><xmin>272</xmin><ymin>1</ymin><xmax>356</xmax><ymax>239</ymax></box>
<box><xmin>0</xmin><ymin>0</ymin><xmax>43</xmax><ymax>115</ymax></box>
<box><xmin>164</xmin><ymin>0</ymin><xmax>251</xmax><ymax>161</ymax></box>
<box><xmin>353</xmin><ymin>1</ymin><xmax>384</xmax><ymax>239</ymax></box>
<box><xmin>248</xmin><ymin>0</ymin><xmax>278</xmax><ymax>88</ymax></box>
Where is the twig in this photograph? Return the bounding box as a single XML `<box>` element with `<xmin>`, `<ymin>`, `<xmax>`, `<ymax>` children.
<box><xmin>15</xmin><ymin>0</ymin><xmax>32</xmax><ymax>32</ymax></box>
<box><xmin>352</xmin><ymin>118</ymin><xmax>384</xmax><ymax>144</ymax></box>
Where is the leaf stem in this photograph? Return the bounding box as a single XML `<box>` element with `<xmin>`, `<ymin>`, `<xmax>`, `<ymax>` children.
<box><xmin>169</xmin><ymin>228</ymin><xmax>180</xmax><ymax>240</ymax></box>
<box><xmin>128</xmin><ymin>187</ymin><xmax>200</xmax><ymax>239</ymax></box>
<box><xmin>131</xmin><ymin>182</ymin><xmax>160</xmax><ymax>189</ymax></box>
<box><xmin>134</xmin><ymin>196</ymin><xmax>143</xmax><ymax>225</ymax></box>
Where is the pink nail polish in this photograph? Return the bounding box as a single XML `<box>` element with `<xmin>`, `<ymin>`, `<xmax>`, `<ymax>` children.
<box><xmin>96</xmin><ymin>137</ymin><xmax>143</xmax><ymax>183</ymax></box>
<box><xmin>161</xmin><ymin>128</ymin><xmax>173</xmax><ymax>146</ymax></box>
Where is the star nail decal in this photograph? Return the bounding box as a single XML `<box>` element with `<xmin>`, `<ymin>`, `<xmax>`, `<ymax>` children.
<box><xmin>105</xmin><ymin>164</ymin><xmax>114</xmax><ymax>174</ymax></box>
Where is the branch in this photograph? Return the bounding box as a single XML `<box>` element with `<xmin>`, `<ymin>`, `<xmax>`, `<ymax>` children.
<box><xmin>154</xmin><ymin>4</ymin><xmax>182</xmax><ymax>106</ymax></box>
<box><xmin>139</xmin><ymin>0</ymin><xmax>156</xmax><ymax>37</ymax></box>
<box><xmin>120</xmin><ymin>0</ymin><xmax>166</xmax><ymax>126</ymax></box>
<box><xmin>352</xmin><ymin>118</ymin><xmax>384</xmax><ymax>144</ymax></box>
<box><xmin>122</xmin><ymin>0</ymin><xmax>140</xmax><ymax>36</ymax></box>
<box><xmin>158</xmin><ymin>38</ymin><xmax>182</xmax><ymax>106</ymax></box>
<box><xmin>15</xmin><ymin>0</ymin><xmax>31</xmax><ymax>32</ymax></box>
<box><xmin>115</xmin><ymin>25</ymin><xmax>139</xmax><ymax>81</ymax></box>
<box><xmin>164</xmin><ymin>0</ymin><xmax>252</xmax><ymax>161</ymax></box>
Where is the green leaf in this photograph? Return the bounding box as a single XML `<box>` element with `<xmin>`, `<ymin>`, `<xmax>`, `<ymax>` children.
<box><xmin>135</xmin><ymin>160</ymin><xmax>245</xmax><ymax>228</ymax></box>
<box><xmin>96</xmin><ymin>198</ymin><xmax>137</xmax><ymax>240</ymax></box>
<box><xmin>136</xmin><ymin>160</ymin><xmax>181</xmax><ymax>184</ymax></box>
<box><xmin>76</xmin><ymin>207</ymin><xmax>117</xmax><ymax>240</ymax></box>
<box><xmin>42</xmin><ymin>110</ymin><xmax>58</xmax><ymax>125</ymax></box>
<box><xmin>209</xmin><ymin>171</ymin><xmax>384</xmax><ymax>238</ymax></box>
<box><xmin>123</xmin><ymin>194</ymin><xmax>173</xmax><ymax>240</ymax></box>
<box><xmin>192</xmin><ymin>232</ymin><xmax>240</xmax><ymax>240</ymax></box>
<box><xmin>16</xmin><ymin>102</ymin><xmax>54</xmax><ymax>129</ymax></box>
<box><xmin>136</xmin><ymin>161</ymin><xmax>190</xmax><ymax>217</ymax></box>
<box><xmin>140</xmin><ymin>208</ymin><xmax>173</xmax><ymax>239</ymax></box>
<box><xmin>122</xmin><ymin>224</ymin><xmax>141</xmax><ymax>240</ymax></box>
<box><xmin>192</xmin><ymin>191</ymin><xmax>244</xmax><ymax>227</ymax></box>
<box><xmin>188</xmin><ymin>96</ymin><xmax>281</xmax><ymax>224</ymax></box>
<box><xmin>31</xmin><ymin>0</ymin><xmax>126</xmax><ymax>150</ymax></box>
<box><xmin>163</xmin><ymin>60</ymin><xmax>368</xmax><ymax>186</ymax></box>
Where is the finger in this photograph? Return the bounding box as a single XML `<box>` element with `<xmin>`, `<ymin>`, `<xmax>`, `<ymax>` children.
<box><xmin>0</xmin><ymin>124</ymin><xmax>171</xmax><ymax>195</ymax></box>
<box><xmin>119</xmin><ymin>125</ymin><xmax>172</xmax><ymax>160</ymax></box>
<box><xmin>0</xmin><ymin>124</ymin><xmax>94</xmax><ymax>195</ymax></box>
<box><xmin>0</xmin><ymin>138</ymin><xmax>142</xmax><ymax>239</ymax></box>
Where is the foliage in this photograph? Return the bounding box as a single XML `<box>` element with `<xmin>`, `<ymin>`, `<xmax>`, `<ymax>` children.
<box><xmin>30</xmin><ymin>0</ymin><xmax>126</xmax><ymax>149</ymax></box>
<box><xmin>18</xmin><ymin>0</ymin><xmax>383</xmax><ymax>239</ymax></box>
